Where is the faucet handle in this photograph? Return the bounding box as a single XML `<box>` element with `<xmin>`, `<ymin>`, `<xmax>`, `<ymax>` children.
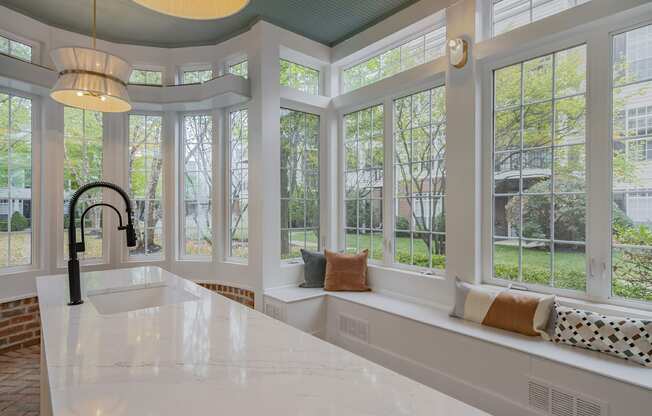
<box><xmin>75</xmin><ymin>242</ymin><xmax>86</xmax><ymax>253</ymax></box>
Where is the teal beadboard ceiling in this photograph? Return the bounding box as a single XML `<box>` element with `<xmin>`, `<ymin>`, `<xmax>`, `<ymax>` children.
<box><xmin>0</xmin><ymin>0</ymin><xmax>426</xmax><ymax>48</ymax></box>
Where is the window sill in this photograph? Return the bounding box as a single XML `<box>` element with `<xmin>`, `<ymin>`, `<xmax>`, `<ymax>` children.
<box><xmin>368</xmin><ymin>263</ymin><xmax>446</xmax><ymax>280</ymax></box>
<box><xmin>223</xmin><ymin>257</ymin><xmax>248</xmax><ymax>266</ymax></box>
<box><xmin>281</xmin><ymin>260</ymin><xmax>303</xmax><ymax>268</ymax></box>
<box><xmin>0</xmin><ymin>264</ymin><xmax>41</xmax><ymax>277</ymax></box>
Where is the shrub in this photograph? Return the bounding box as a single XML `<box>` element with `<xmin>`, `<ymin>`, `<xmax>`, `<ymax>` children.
<box><xmin>394</xmin><ymin>250</ymin><xmax>445</xmax><ymax>269</ymax></box>
<box><xmin>0</xmin><ymin>212</ymin><xmax>30</xmax><ymax>232</ymax></box>
<box><xmin>10</xmin><ymin>212</ymin><xmax>29</xmax><ymax>231</ymax></box>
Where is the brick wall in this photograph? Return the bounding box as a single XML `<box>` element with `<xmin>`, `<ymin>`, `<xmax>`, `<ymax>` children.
<box><xmin>198</xmin><ymin>283</ymin><xmax>255</xmax><ymax>309</ymax></box>
<box><xmin>0</xmin><ymin>283</ymin><xmax>253</xmax><ymax>353</ymax></box>
<box><xmin>0</xmin><ymin>297</ymin><xmax>40</xmax><ymax>353</ymax></box>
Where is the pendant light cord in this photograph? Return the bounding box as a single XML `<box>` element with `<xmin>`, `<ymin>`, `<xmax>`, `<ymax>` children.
<box><xmin>91</xmin><ymin>0</ymin><xmax>96</xmax><ymax>49</ymax></box>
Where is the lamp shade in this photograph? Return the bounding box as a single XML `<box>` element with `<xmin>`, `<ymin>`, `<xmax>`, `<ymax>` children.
<box><xmin>133</xmin><ymin>0</ymin><xmax>250</xmax><ymax>20</ymax></box>
<box><xmin>50</xmin><ymin>47</ymin><xmax>133</xmax><ymax>113</ymax></box>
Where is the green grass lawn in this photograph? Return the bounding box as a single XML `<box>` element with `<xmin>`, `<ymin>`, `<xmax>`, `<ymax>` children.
<box><xmin>340</xmin><ymin>232</ymin><xmax>651</xmax><ymax>301</ymax></box>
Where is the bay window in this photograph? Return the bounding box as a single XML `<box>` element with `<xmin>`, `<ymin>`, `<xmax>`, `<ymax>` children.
<box><xmin>0</xmin><ymin>34</ymin><xmax>32</xmax><ymax>62</ymax></box>
<box><xmin>280</xmin><ymin>60</ymin><xmax>320</xmax><ymax>95</ymax></box>
<box><xmin>63</xmin><ymin>107</ymin><xmax>103</xmax><ymax>261</ymax></box>
<box><xmin>181</xmin><ymin>114</ymin><xmax>213</xmax><ymax>258</ymax></box>
<box><xmin>0</xmin><ymin>92</ymin><xmax>32</xmax><ymax>269</ymax></box>
<box><xmin>128</xmin><ymin>114</ymin><xmax>164</xmax><ymax>258</ymax></box>
<box><xmin>342</xmin><ymin>26</ymin><xmax>446</xmax><ymax>93</ymax></box>
<box><xmin>393</xmin><ymin>86</ymin><xmax>447</xmax><ymax>270</ymax></box>
<box><xmin>612</xmin><ymin>24</ymin><xmax>652</xmax><ymax>302</ymax></box>
<box><xmin>182</xmin><ymin>69</ymin><xmax>213</xmax><ymax>85</ymax></box>
<box><xmin>228</xmin><ymin>109</ymin><xmax>249</xmax><ymax>259</ymax></box>
<box><xmin>492</xmin><ymin>0</ymin><xmax>591</xmax><ymax>37</ymax></box>
<box><xmin>280</xmin><ymin>108</ymin><xmax>320</xmax><ymax>260</ymax></box>
<box><xmin>229</xmin><ymin>61</ymin><xmax>248</xmax><ymax>79</ymax></box>
<box><xmin>344</xmin><ymin>105</ymin><xmax>384</xmax><ymax>260</ymax></box>
<box><xmin>129</xmin><ymin>69</ymin><xmax>163</xmax><ymax>86</ymax></box>
<box><xmin>492</xmin><ymin>45</ymin><xmax>587</xmax><ymax>291</ymax></box>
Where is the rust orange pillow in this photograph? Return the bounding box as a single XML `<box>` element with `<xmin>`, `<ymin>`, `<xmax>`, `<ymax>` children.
<box><xmin>324</xmin><ymin>249</ymin><xmax>370</xmax><ymax>292</ymax></box>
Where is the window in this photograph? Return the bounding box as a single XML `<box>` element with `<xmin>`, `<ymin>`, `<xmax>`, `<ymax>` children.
<box><xmin>492</xmin><ymin>0</ymin><xmax>591</xmax><ymax>37</ymax></box>
<box><xmin>342</xmin><ymin>26</ymin><xmax>446</xmax><ymax>93</ymax></box>
<box><xmin>612</xmin><ymin>25</ymin><xmax>652</xmax><ymax>302</ymax></box>
<box><xmin>181</xmin><ymin>114</ymin><xmax>213</xmax><ymax>257</ymax></box>
<box><xmin>344</xmin><ymin>105</ymin><xmax>384</xmax><ymax>261</ymax></box>
<box><xmin>228</xmin><ymin>61</ymin><xmax>248</xmax><ymax>79</ymax></box>
<box><xmin>63</xmin><ymin>107</ymin><xmax>104</xmax><ymax>261</ymax></box>
<box><xmin>182</xmin><ymin>69</ymin><xmax>213</xmax><ymax>85</ymax></box>
<box><xmin>280</xmin><ymin>108</ymin><xmax>320</xmax><ymax>259</ymax></box>
<box><xmin>128</xmin><ymin>114</ymin><xmax>164</xmax><ymax>258</ymax></box>
<box><xmin>228</xmin><ymin>109</ymin><xmax>249</xmax><ymax>259</ymax></box>
<box><xmin>0</xmin><ymin>35</ymin><xmax>32</xmax><ymax>62</ymax></box>
<box><xmin>280</xmin><ymin>60</ymin><xmax>320</xmax><ymax>95</ymax></box>
<box><xmin>129</xmin><ymin>69</ymin><xmax>163</xmax><ymax>85</ymax></box>
<box><xmin>0</xmin><ymin>92</ymin><xmax>32</xmax><ymax>269</ymax></box>
<box><xmin>492</xmin><ymin>45</ymin><xmax>587</xmax><ymax>291</ymax></box>
<box><xmin>394</xmin><ymin>86</ymin><xmax>447</xmax><ymax>269</ymax></box>
<box><xmin>626</xmin><ymin>138</ymin><xmax>652</xmax><ymax>162</ymax></box>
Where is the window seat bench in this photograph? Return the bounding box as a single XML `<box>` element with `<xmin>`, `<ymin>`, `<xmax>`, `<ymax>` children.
<box><xmin>265</xmin><ymin>287</ymin><xmax>652</xmax><ymax>397</ymax></box>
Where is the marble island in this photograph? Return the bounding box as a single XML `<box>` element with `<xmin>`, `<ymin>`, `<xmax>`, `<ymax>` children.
<box><xmin>36</xmin><ymin>266</ymin><xmax>489</xmax><ymax>416</ymax></box>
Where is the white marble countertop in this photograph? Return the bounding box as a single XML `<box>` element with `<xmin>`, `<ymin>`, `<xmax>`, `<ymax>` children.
<box><xmin>36</xmin><ymin>266</ymin><xmax>489</xmax><ymax>416</ymax></box>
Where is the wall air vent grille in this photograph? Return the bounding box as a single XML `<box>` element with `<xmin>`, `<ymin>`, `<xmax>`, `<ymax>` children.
<box><xmin>527</xmin><ymin>378</ymin><xmax>607</xmax><ymax>416</ymax></box>
<box><xmin>551</xmin><ymin>389</ymin><xmax>574</xmax><ymax>416</ymax></box>
<box><xmin>338</xmin><ymin>314</ymin><xmax>369</xmax><ymax>343</ymax></box>
<box><xmin>577</xmin><ymin>399</ymin><xmax>603</xmax><ymax>416</ymax></box>
<box><xmin>264</xmin><ymin>301</ymin><xmax>285</xmax><ymax>322</ymax></box>
<box><xmin>529</xmin><ymin>380</ymin><xmax>550</xmax><ymax>412</ymax></box>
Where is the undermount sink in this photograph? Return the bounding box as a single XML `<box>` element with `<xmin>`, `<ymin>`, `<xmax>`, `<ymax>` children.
<box><xmin>88</xmin><ymin>284</ymin><xmax>199</xmax><ymax>315</ymax></box>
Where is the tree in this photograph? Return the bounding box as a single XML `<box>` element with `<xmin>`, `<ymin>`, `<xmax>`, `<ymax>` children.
<box><xmin>63</xmin><ymin>107</ymin><xmax>103</xmax><ymax>258</ymax></box>
<box><xmin>229</xmin><ymin>110</ymin><xmax>249</xmax><ymax>255</ymax></box>
<box><xmin>280</xmin><ymin>109</ymin><xmax>319</xmax><ymax>258</ymax></box>
<box><xmin>129</xmin><ymin>115</ymin><xmax>163</xmax><ymax>254</ymax></box>
<box><xmin>183</xmin><ymin>115</ymin><xmax>213</xmax><ymax>252</ymax></box>
<box><xmin>394</xmin><ymin>86</ymin><xmax>446</xmax><ymax>257</ymax></box>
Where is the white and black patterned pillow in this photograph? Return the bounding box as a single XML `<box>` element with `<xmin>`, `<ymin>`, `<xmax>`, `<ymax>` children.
<box><xmin>550</xmin><ymin>305</ymin><xmax>652</xmax><ymax>368</ymax></box>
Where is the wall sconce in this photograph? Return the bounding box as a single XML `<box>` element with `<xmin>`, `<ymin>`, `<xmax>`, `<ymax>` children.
<box><xmin>448</xmin><ymin>38</ymin><xmax>468</xmax><ymax>69</ymax></box>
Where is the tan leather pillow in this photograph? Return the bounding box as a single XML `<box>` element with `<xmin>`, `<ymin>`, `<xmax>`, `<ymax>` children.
<box><xmin>451</xmin><ymin>278</ymin><xmax>555</xmax><ymax>337</ymax></box>
<box><xmin>324</xmin><ymin>249</ymin><xmax>370</xmax><ymax>292</ymax></box>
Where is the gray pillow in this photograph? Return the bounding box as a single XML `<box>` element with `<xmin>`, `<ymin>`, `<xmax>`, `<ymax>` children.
<box><xmin>300</xmin><ymin>249</ymin><xmax>326</xmax><ymax>288</ymax></box>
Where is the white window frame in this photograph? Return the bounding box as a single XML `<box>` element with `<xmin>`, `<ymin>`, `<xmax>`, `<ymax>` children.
<box><xmin>339</xmin><ymin>23</ymin><xmax>447</xmax><ymax>94</ymax></box>
<box><xmin>342</xmin><ymin>103</ymin><xmax>386</xmax><ymax>263</ymax></box>
<box><xmin>177</xmin><ymin>111</ymin><xmax>214</xmax><ymax>261</ymax></box>
<box><xmin>489</xmin><ymin>0</ymin><xmax>592</xmax><ymax>38</ymax></box>
<box><xmin>481</xmin><ymin>15</ymin><xmax>652</xmax><ymax>312</ymax></box>
<box><xmin>125</xmin><ymin>111</ymin><xmax>166</xmax><ymax>262</ymax></box>
<box><xmin>129</xmin><ymin>68</ymin><xmax>165</xmax><ymax>86</ymax></box>
<box><xmin>279</xmin><ymin>58</ymin><xmax>321</xmax><ymax>96</ymax></box>
<box><xmin>0</xmin><ymin>29</ymin><xmax>39</xmax><ymax>64</ymax></box>
<box><xmin>279</xmin><ymin>101</ymin><xmax>326</xmax><ymax>263</ymax></box>
<box><xmin>224</xmin><ymin>105</ymin><xmax>249</xmax><ymax>263</ymax></box>
<box><xmin>338</xmin><ymin>76</ymin><xmax>447</xmax><ymax>275</ymax></box>
<box><xmin>0</xmin><ymin>87</ymin><xmax>41</xmax><ymax>276</ymax></box>
<box><xmin>58</xmin><ymin>107</ymin><xmax>109</xmax><ymax>268</ymax></box>
<box><xmin>226</xmin><ymin>58</ymin><xmax>248</xmax><ymax>79</ymax></box>
<box><xmin>179</xmin><ymin>64</ymin><xmax>214</xmax><ymax>85</ymax></box>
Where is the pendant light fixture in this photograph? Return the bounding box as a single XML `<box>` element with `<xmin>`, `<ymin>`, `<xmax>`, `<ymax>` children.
<box><xmin>50</xmin><ymin>0</ymin><xmax>133</xmax><ymax>113</ymax></box>
<box><xmin>132</xmin><ymin>0</ymin><xmax>250</xmax><ymax>20</ymax></box>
